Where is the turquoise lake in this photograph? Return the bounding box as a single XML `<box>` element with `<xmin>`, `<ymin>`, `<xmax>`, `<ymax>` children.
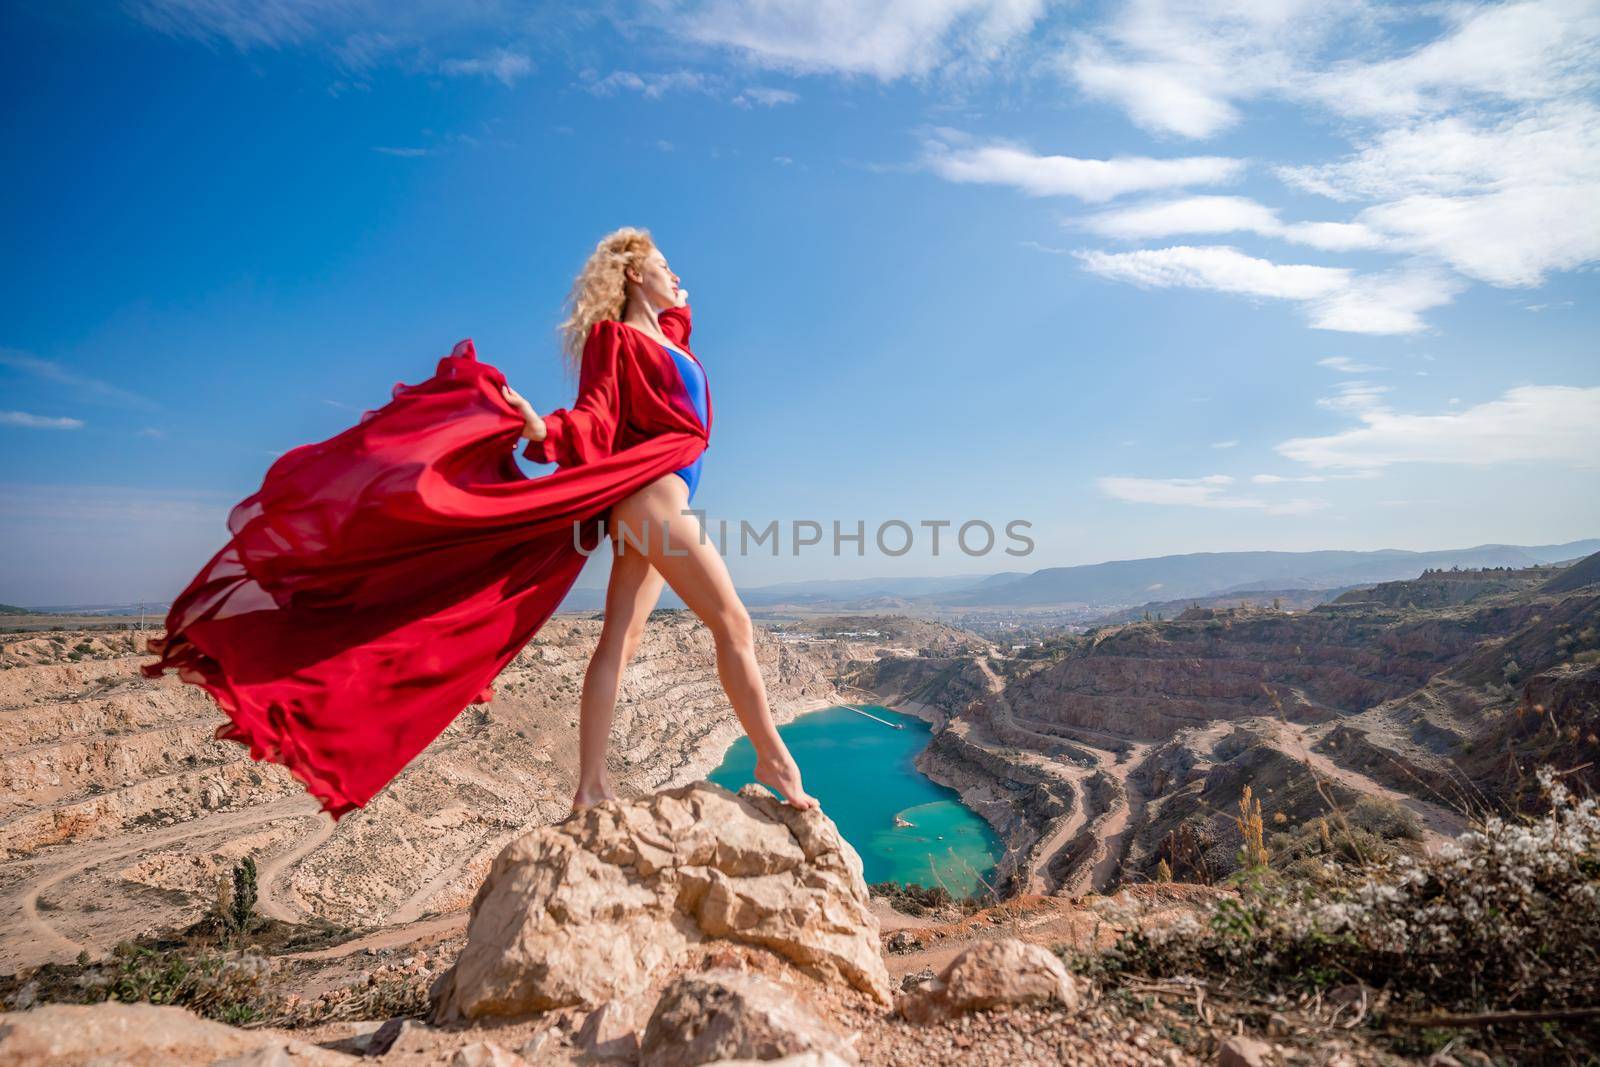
<box><xmin>707</xmin><ymin>704</ymin><xmax>1002</xmax><ymax>897</ymax></box>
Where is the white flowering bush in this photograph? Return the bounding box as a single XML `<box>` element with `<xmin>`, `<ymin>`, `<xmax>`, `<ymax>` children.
<box><xmin>1304</xmin><ymin>767</ymin><xmax>1599</xmax><ymax>1004</ymax></box>
<box><xmin>1082</xmin><ymin>767</ymin><xmax>1599</xmax><ymax>1055</ymax></box>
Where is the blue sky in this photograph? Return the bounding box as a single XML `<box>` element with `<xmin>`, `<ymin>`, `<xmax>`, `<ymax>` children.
<box><xmin>2</xmin><ymin>0</ymin><xmax>1597</xmax><ymax>605</ymax></box>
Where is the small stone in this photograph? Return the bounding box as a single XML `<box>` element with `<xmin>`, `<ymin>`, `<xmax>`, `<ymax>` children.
<box><xmin>577</xmin><ymin>998</ymin><xmax>642</xmax><ymax>1061</ymax></box>
<box><xmin>1219</xmin><ymin>1034</ymin><xmax>1277</xmax><ymax>1067</ymax></box>
<box><xmin>886</xmin><ymin>930</ymin><xmax>923</xmax><ymax>953</ymax></box>
<box><xmin>518</xmin><ymin>1029</ymin><xmax>552</xmax><ymax>1059</ymax></box>
<box><xmin>450</xmin><ymin>1040</ymin><xmax>527</xmax><ymax>1067</ymax></box>
<box><xmin>364</xmin><ymin>1017</ymin><xmax>423</xmax><ymax>1056</ymax></box>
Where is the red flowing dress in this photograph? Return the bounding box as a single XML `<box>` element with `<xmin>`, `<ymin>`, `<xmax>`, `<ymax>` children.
<box><xmin>141</xmin><ymin>305</ymin><xmax>710</xmax><ymax>819</ymax></box>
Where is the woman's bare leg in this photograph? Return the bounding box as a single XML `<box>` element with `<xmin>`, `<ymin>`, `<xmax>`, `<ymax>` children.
<box><xmin>572</xmin><ymin>531</ymin><xmax>666</xmax><ymax>812</ymax></box>
<box><xmin>610</xmin><ymin>475</ymin><xmax>817</xmax><ymax>810</ymax></box>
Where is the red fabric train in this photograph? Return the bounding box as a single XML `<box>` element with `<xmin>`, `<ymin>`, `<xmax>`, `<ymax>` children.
<box><xmin>142</xmin><ymin>305</ymin><xmax>709</xmax><ymax>818</ymax></box>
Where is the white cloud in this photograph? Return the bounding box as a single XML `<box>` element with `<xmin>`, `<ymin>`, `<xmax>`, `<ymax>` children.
<box><xmin>1277</xmin><ymin>384</ymin><xmax>1600</xmax><ymax>469</ymax></box>
<box><xmin>1306</xmin><ymin>266</ymin><xmax>1464</xmax><ymax>335</ymax></box>
<box><xmin>373</xmin><ymin>146</ymin><xmax>432</xmax><ymax>157</ymax></box>
<box><xmin>1307</xmin><ymin>0</ymin><xmax>1600</xmax><ymax>121</ymax></box>
<box><xmin>1211</xmin><ymin>439</ymin><xmax>1238</xmax><ymax>449</ymax></box>
<box><xmin>674</xmin><ymin>0</ymin><xmax>1046</xmax><ymax>81</ymax></box>
<box><xmin>921</xmin><ymin>132</ymin><xmax>1244</xmax><ymax>202</ymax></box>
<box><xmin>0</xmin><ymin>411</ymin><xmax>84</xmax><ymax>429</ymax></box>
<box><xmin>1080</xmin><ymin>195</ymin><xmax>1392</xmax><ymax>252</ymax></box>
<box><xmin>1060</xmin><ymin>0</ymin><xmax>1362</xmax><ymax>139</ymax></box>
<box><xmin>1074</xmin><ymin>245</ymin><xmax>1346</xmax><ymax>300</ymax></box>
<box><xmin>1074</xmin><ymin>245</ymin><xmax>1460</xmax><ymax>334</ymax></box>
<box><xmin>1098</xmin><ymin>474</ymin><xmax>1327</xmax><ymax>515</ymax></box>
<box><xmin>1061</xmin><ymin>0</ymin><xmax>1600</xmax><ymax>137</ymax></box>
<box><xmin>441</xmin><ymin>48</ymin><xmax>532</xmax><ymax>86</ymax></box>
<box><xmin>1056</xmin><ymin>0</ymin><xmax>1600</xmax><ymax>313</ymax></box>
<box><xmin>1278</xmin><ymin>101</ymin><xmax>1600</xmax><ymax>288</ymax></box>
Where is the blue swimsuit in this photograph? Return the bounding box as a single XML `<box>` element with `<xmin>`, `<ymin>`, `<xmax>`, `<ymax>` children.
<box><xmin>660</xmin><ymin>341</ymin><xmax>708</xmax><ymax>503</ymax></box>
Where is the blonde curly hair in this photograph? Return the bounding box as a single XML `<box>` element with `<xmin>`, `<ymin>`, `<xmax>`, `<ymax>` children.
<box><xmin>557</xmin><ymin>226</ymin><xmax>658</xmax><ymax>378</ymax></box>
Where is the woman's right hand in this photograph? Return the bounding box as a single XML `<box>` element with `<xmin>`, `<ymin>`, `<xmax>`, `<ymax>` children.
<box><xmin>501</xmin><ymin>384</ymin><xmax>546</xmax><ymax>441</ymax></box>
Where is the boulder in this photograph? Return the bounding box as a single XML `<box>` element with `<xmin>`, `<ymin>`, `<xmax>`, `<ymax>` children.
<box><xmin>430</xmin><ymin>781</ymin><xmax>892</xmax><ymax>1021</ymax></box>
<box><xmin>0</xmin><ymin>1002</ymin><xmax>358</xmax><ymax>1067</ymax></box>
<box><xmin>895</xmin><ymin>938</ymin><xmax>1079</xmax><ymax>1023</ymax></box>
<box><xmin>639</xmin><ymin>970</ymin><xmax>857</xmax><ymax>1067</ymax></box>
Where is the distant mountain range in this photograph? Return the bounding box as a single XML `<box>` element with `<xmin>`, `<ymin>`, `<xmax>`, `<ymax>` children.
<box><xmin>933</xmin><ymin>540</ymin><xmax>1600</xmax><ymax>608</ymax></box>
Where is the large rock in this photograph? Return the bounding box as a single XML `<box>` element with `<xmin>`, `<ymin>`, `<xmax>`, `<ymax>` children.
<box><xmin>639</xmin><ymin>970</ymin><xmax>857</xmax><ymax>1067</ymax></box>
<box><xmin>895</xmin><ymin>938</ymin><xmax>1079</xmax><ymax>1023</ymax></box>
<box><xmin>430</xmin><ymin>781</ymin><xmax>892</xmax><ymax>1022</ymax></box>
<box><xmin>0</xmin><ymin>1002</ymin><xmax>358</xmax><ymax>1067</ymax></box>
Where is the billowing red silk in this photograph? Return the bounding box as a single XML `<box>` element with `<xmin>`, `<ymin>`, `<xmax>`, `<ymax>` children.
<box><xmin>141</xmin><ymin>305</ymin><xmax>708</xmax><ymax>818</ymax></box>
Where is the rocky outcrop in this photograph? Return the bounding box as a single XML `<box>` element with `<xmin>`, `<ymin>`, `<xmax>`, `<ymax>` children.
<box><xmin>429</xmin><ymin>780</ymin><xmax>893</xmax><ymax>1022</ymax></box>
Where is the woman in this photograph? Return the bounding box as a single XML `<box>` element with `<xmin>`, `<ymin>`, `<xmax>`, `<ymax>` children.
<box><xmin>503</xmin><ymin>230</ymin><xmax>815</xmax><ymax>814</ymax></box>
<box><xmin>140</xmin><ymin>227</ymin><xmax>814</xmax><ymax>819</ymax></box>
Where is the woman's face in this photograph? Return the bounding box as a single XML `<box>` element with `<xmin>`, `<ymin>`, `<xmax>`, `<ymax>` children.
<box><xmin>629</xmin><ymin>248</ymin><xmax>681</xmax><ymax>310</ymax></box>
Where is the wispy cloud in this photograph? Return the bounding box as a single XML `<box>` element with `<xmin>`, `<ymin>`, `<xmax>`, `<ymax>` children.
<box><xmin>1097</xmin><ymin>473</ymin><xmax>1326</xmax><ymax>515</ymax></box>
<box><xmin>584</xmin><ymin>70</ymin><xmax>802</xmax><ymax>110</ymax></box>
<box><xmin>441</xmin><ymin>48</ymin><xmax>532</xmax><ymax>86</ymax></box>
<box><xmin>1277</xmin><ymin>384</ymin><xmax>1600</xmax><ymax>469</ymax></box>
<box><xmin>670</xmin><ymin>0</ymin><xmax>1046</xmax><ymax>82</ymax></box>
<box><xmin>584</xmin><ymin>69</ymin><xmax>719</xmax><ymax>99</ymax></box>
<box><xmin>735</xmin><ymin>86</ymin><xmax>800</xmax><ymax>108</ymax></box>
<box><xmin>129</xmin><ymin>0</ymin><xmax>341</xmax><ymax>50</ymax></box>
<box><xmin>0</xmin><ymin>348</ymin><xmax>160</xmax><ymax>410</ymax></box>
<box><xmin>0</xmin><ymin>411</ymin><xmax>84</xmax><ymax>429</ymax></box>
<box><xmin>919</xmin><ymin>128</ymin><xmax>1244</xmax><ymax>203</ymax></box>
<box><xmin>372</xmin><ymin>146</ymin><xmax>432</xmax><ymax>157</ymax></box>
<box><xmin>1317</xmin><ymin>356</ymin><xmax>1384</xmax><ymax>374</ymax></box>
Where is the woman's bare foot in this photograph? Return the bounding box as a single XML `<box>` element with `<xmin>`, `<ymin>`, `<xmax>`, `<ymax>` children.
<box><xmin>753</xmin><ymin>754</ymin><xmax>819</xmax><ymax>811</ymax></box>
<box><xmin>570</xmin><ymin>782</ymin><xmax>617</xmax><ymax>815</ymax></box>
